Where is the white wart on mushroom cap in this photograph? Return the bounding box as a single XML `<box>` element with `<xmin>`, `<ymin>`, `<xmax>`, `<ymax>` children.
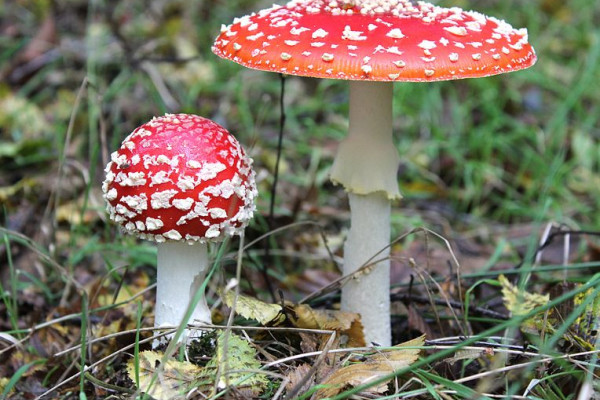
<box><xmin>102</xmin><ymin>113</ymin><xmax>257</xmax><ymax>244</ymax></box>
<box><xmin>212</xmin><ymin>0</ymin><xmax>536</xmax><ymax>82</ymax></box>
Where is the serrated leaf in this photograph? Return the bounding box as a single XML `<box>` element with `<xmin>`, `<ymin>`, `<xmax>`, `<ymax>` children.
<box><xmin>499</xmin><ymin>275</ymin><xmax>549</xmax><ymax>316</ymax></box>
<box><xmin>314</xmin><ymin>335</ymin><xmax>425</xmax><ymax>398</ymax></box>
<box><xmin>219</xmin><ymin>288</ymin><xmax>284</xmax><ymax>325</ymax></box>
<box><xmin>208</xmin><ymin>331</ymin><xmax>268</xmax><ymax>394</ymax></box>
<box><xmin>127</xmin><ymin>351</ymin><xmax>207</xmax><ymax>400</ymax></box>
<box><xmin>288</xmin><ymin>303</ymin><xmax>366</xmax><ymax>347</ymax></box>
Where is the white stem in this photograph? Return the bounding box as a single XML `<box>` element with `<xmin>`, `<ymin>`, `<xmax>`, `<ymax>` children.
<box><xmin>341</xmin><ymin>192</ymin><xmax>391</xmax><ymax>346</ymax></box>
<box><xmin>155</xmin><ymin>241</ymin><xmax>211</xmax><ymax>345</ymax></box>
<box><xmin>330</xmin><ymin>81</ymin><xmax>400</xmax><ymax>199</ymax></box>
<box><xmin>334</xmin><ymin>81</ymin><xmax>398</xmax><ymax>347</ymax></box>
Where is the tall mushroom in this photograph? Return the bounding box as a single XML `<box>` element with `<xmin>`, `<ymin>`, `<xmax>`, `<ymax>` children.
<box><xmin>212</xmin><ymin>0</ymin><xmax>536</xmax><ymax>346</ymax></box>
<box><xmin>102</xmin><ymin>113</ymin><xmax>257</xmax><ymax>343</ymax></box>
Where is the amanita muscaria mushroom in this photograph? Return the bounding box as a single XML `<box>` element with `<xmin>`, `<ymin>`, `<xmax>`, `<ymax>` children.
<box><xmin>212</xmin><ymin>0</ymin><xmax>536</xmax><ymax>346</ymax></box>
<box><xmin>102</xmin><ymin>113</ymin><xmax>257</xmax><ymax>343</ymax></box>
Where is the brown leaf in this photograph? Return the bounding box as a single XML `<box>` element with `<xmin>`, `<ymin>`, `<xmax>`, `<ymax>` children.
<box><xmin>407</xmin><ymin>305</ymin><xmax>435</xmax><ymax>339</ymax></box>
<box><xmin>288</xmin><ymin>303</ymin><xmax>366</xmax><ymax>347</ymax></box>
<box><xmin>285</xmin><ymin>363</ymin><xmax>313</xmax><ymax>396</ymax></box>
<box><xmin>314</xmin><ymin>335</ymin><xmax>425</xmax><ymax>399</ymax></box>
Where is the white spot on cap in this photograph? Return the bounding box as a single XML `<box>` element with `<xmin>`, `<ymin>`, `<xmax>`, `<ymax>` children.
<box><xmin>361</xmin><ymin>65</ymin><xmax>372</xmax><ymax>74</ymax></box>
<box><xmin>280</xmin><ymin>52</ymin><xmax>292</xmax><ymax>60</ymax></box>
<box><xmin>187</xmin><ymin>160</ymin><xmax>202</xmax><ymax>169</ymax></box>
<box><xmin>449</xmin><ymin>53</ymin><xmax>459</xmax><ymax>62</ymax></box>
<box><xmin>386</xmin><ymin>28</ymin><xmax>405</xmax><ymax>39</ymax></box>
<box><xmin>205</xmin><ymin>225</ymin><xmax>221</xmax><ymax>238</ymax></box>
<box><xmin>105</xmin><ymin>188</ymin><xmax>118</xmax><ymax>201</ymax></box>
<box><xmin>247</xmin><ymin>32</ymin><xmax>264</xmax><ymax>41</ymax></box>
<box><xmin>472</xmin><ymin>53</ymin><xmax>482</xmax><ymax>60</ymax></box>
<box><xmin>322</xmin><ymin>53</ymin><xmax>334</xmax><ymax>61</ymax></box>
<box><xmin>121</xmin><ymin>194</ymin><xmax>148</xmax><ymax>212</ymax></box>
<box><xmin>177</xmin><ymin>175</ymin><xmax>196</xmax><ymax>191</ymax></box>
<box><xmin>342</xmin><ymin>25</ymin><xmax>367</xmax><ymax>41</ymax></box>
<box><xmin>209</xmin><ymin>208</ymin><xmax>228</xmax><ymax>219</ymax></box>
<box><xmin>164</xmin><ymin>230</ymin><xmax>182</xmax><ymax>241</ymax></box>
<box><xmin>418</xmin><ymin>40</ymin><xmax>437</xmax><ymax>50</ymax></box>
<box><xmin>386</xmin><ymin>46</ymin><xmax>403</xmax><ymax>55</ymax></box>
<box><xmin>291</xmin><ymin>27</ymin><xmax>310</xmax><ymax>35</ymax></box>
<box><xmin>172</xmin><ymin>198</ymin><xmax>194</xmax><ymax>211</ymax></box>
<box><xmin>151</xmin><ymin>190</ymin><xmax>177</xmax><ymax>209</ymax></box>
<box><xmin>145</xmin><ymin>217</ymin><xmax>164</xmax><ymax>231</ymax></box>
<box><xmin>312</xmin><ymin>28</ymin><xmax>328</xmax><ymax>39</ymax></box>
<box><xmin>424</xmin><ymin>69</ymin><xmax>435</xmax><ymax>77</ymax></box>
<box><xmin>119</xmin><ymin>172</ymin><xmax>147</xmax><ymax>187</ymax></box>
<box><xmin>444</xmin><ymin>26</ymin><xmax>468</xmax><ymax>36</ymax></box>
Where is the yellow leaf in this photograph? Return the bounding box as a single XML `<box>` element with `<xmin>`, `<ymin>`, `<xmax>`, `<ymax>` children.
<box><xmin>209</xmin><ymin>331</ymin><xmax>268</xmax><ymax>394</ymax></box>
<box><xmin>288</xmin><ymin>303</ymin><xmax>366</xmax><ymax>347</ymax></box>
<box><xmin>219</xmin><ymin>288</ymin><xmax>284</xmax><ymax>325</ymax></box>
<box><xmin>314</xmin><ymin>335</ymin><xmax>425</xmax><ymax>398</ymax></box>
<box><xmin>0</xmin><ymin>377</ymin><xmax>12</xmax><ymax>396</ymax></box>
<box><xmin>127</xmin><ymin>351</ymin><xmax>206</xmax><ymax>400</ymax></box>
<box><xmin>499</xmin><ymin>275</ymin><xmax>549</xmax><ymax>316</ymax></box>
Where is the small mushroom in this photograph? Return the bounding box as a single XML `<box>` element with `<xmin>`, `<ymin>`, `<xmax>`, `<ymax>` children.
<box><xmin>212</xmin><ymin>0</ymin><xmax>536</xmax><ymax>346</ymax></box>
<box><xmin>102</xmin><ymin>113</ymin><xmax>257</xmax><ymax>343</ymax></box>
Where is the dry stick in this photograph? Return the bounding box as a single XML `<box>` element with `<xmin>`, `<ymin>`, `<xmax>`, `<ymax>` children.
<box><xmin>407</xmin><ymin>256</ymin><xmax>467</xmax><ymax>337</ymax></box>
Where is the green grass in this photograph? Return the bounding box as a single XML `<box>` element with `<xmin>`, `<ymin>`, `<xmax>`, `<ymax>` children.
<box><xmin>1</xmin><ymin>0</ymin><xmax>599</xmax><ymax>398</ymax></box>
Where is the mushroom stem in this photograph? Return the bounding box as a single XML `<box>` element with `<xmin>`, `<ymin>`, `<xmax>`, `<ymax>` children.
<box><xmin>155</xmin><ymin>241</ymin><xmax>211</xmax><ymax>344</ymax></box>
<box><xmin>342</xmin><ymin>192</ymin><xmax>391</xmax><ymax>346</ymax></box>
<box><xmin>330</xmin><ymin>81</ymin><xmax>400</xmax><ymax>199</ymax></box>
<box><xmin>333</xmin><ymin>81</ymin><xmax>399</xmax><ymax>347</ymax></box>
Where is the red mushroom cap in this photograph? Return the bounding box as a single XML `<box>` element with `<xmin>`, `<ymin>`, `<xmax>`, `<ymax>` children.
<box><xmin>212</xmin><ymin>0</ymin><xmax>536</xmax><ymax>82</ymax></box>
<box><xmin>102</xmin><ymin>114</ymin><xmax>257</xmax><ymax>243</ymax></box>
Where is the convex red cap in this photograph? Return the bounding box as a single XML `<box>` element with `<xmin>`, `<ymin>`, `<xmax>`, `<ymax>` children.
<box><xmin>102</xmin><ymin>114</ymin><xmax>257</xmax><ymax>243</ymax></box>
<box><xmin>212</xmin><ymin>0</ymin><xmax>536</xmax><ymax>82</ymax></box>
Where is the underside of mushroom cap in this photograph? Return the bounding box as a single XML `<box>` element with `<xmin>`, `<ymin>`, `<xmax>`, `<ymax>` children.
<box><xmin>212</xmin><ymin>0</ymin><xmax>536</xmax><ymax>82</ymax></box>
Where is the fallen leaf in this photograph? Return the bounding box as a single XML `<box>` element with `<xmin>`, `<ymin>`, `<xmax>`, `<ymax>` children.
<box><xmin>219</xmin><ymin>289</ymin><xmax>365</xmax><ymax>346</ymax></box>
<box><xmin>127</xmin><ymin>351</ymin><xmax>206</xmax><ymax>400</ymax></box>
<box><xmin>208</xmin><ymin>331</ymin><xmax>268</xmax><ymax>395</ymax></box>
<box><xmin>499</xmin><ymin>275</ymin><xmax>549</xmax><ymax>317</ymax></box>
<box><xmin>0</xmin><ymin>377</ymin><xmax>12</xmax><ymax>396</ymax></box>
<box><xmin>285</xmin><ymin>363</ymin><xmax>313</xmax><ymax>396</ymax></box>
<box><xmin>219</xmin><ymin>289</ymin><xmax>284</xmax><ymax>325</ymax></box>
<box><xmin>288</xmin><ymin>303</ymin><xmax>366</xmax><ymax>347</ymax></box>
<box><xmin>314</xmin><ymin>335</ymin><xmax>425</xmax><ymax>398</ymax></box>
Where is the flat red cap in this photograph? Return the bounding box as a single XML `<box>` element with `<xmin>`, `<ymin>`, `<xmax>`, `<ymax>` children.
<box><xmin>212</xmin><ymin>0</ymin><xmax>536</xmax><ymax>82</ymax></box>
<box><xmin>102</xmin><ymin>114</ymin><xmax>257</xmax><ymax>243</ymax></box>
